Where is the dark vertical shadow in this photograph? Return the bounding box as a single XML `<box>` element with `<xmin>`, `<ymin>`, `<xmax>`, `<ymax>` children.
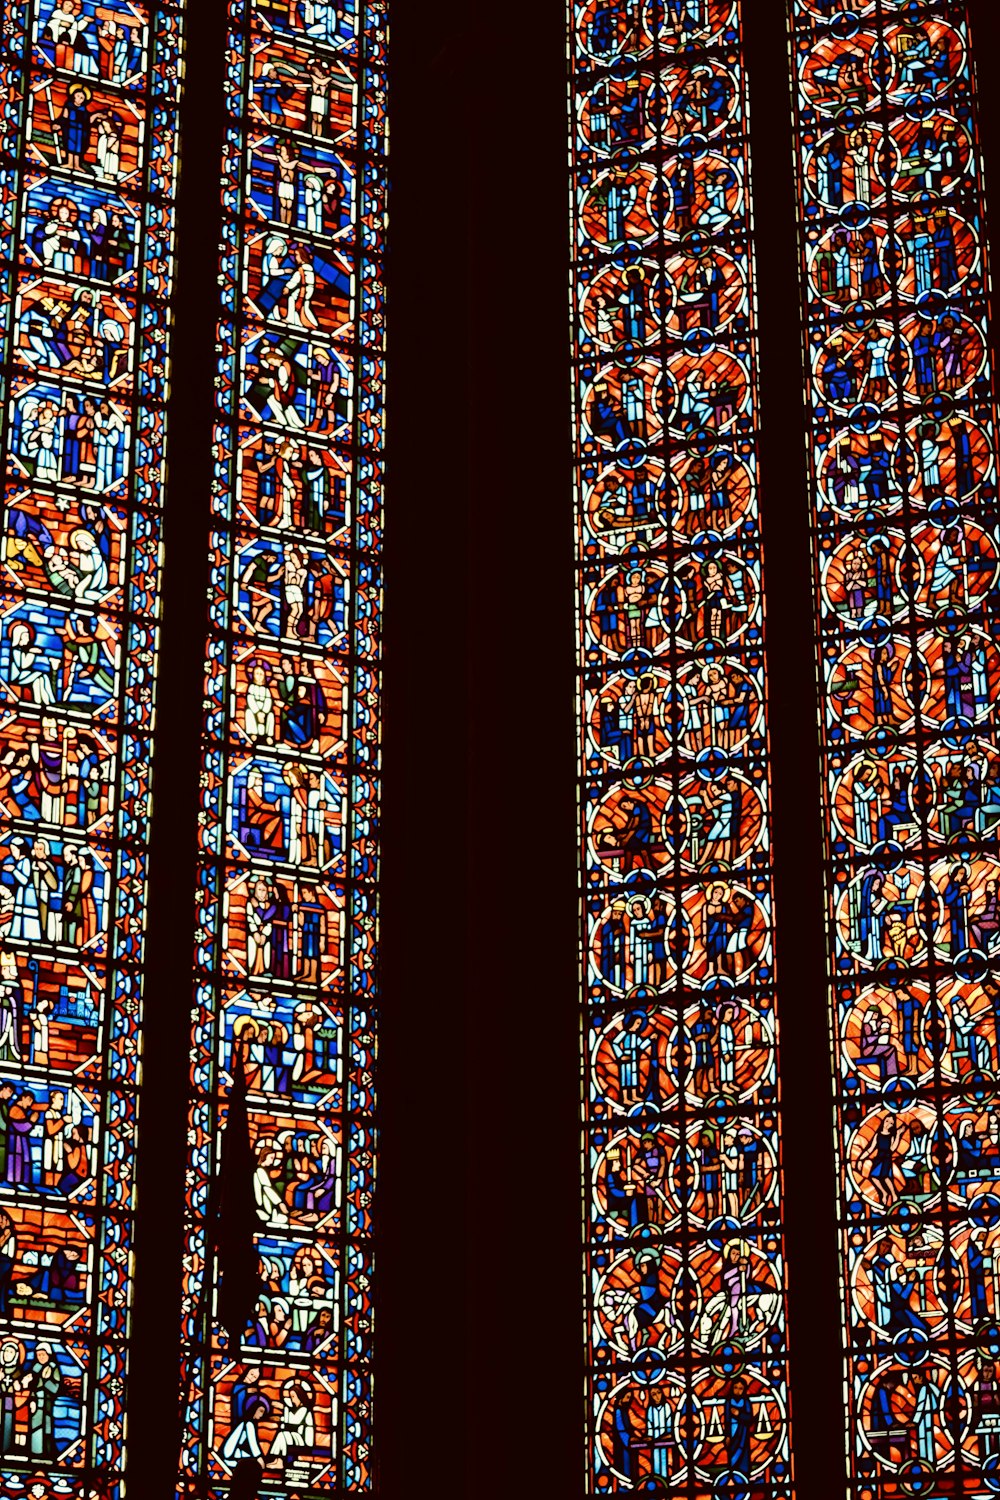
<box><xmin>743</xmin><ymin>3</ymin><xmax>848</xmax><ymax>1493</ymax></box>
<box><xmin>384</xmin><ymin>0</ymin><xmax>582</xmax><ymax>1495</ymax></box>
<box><xmin>461</xmin><ymin>1</ymin><xmax>584</xmax><ymax>1494</ymax></box>
<box><xmin>377</xmin><ymin>4</ymin><xmax>473</xmax><ymax>1496</ymax></box>
<box><xmin>382</xmin><ymin>0</ymin><xmax>581</xmax><ymax>1493</ymax></box>
<box><xmin>126</xmin><ymin>2</ymin><xmax>229</xmax><ymax>1494</ymax></box>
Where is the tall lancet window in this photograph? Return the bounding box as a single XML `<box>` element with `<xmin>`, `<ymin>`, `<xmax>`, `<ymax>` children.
<box><xmin>0</xmin><ymin>0</ymin><xmax>182</xmax><ymax>1490</ymax></box>
<box><xmin>177</xmin><ymin>0</ymin><xmax>385</xmax><ymax>1494</ymax></box>
<box><xmin>569</xmin><ymin>2</ymin><xmax>793</xmax><ymax>1491</ymax></box>
<box><xmin>786</xmin><ymin>1</ymin><xmax>1000</xmax><ymax>1493</ymax></box>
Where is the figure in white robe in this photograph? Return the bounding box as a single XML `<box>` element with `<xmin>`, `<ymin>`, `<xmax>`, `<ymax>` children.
<box><xmin>5</xmin><ymin>841</ymin><xmax>42</xmax><ymax>943</ymax></box>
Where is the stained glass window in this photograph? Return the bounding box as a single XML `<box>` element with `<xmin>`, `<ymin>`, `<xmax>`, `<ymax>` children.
<box><xmin>787</xmin><ymin>0</ymin><xmax>1000</xmax><ymax>1491</ymax></box>
<box><xmin>7</xmin><ymin>0</ymin><xmax>1000</xmax><ymax>1488</ymax></box>
<box><xmin>177</xmin><ymin>0</ymin><xmax>385</xmax><ymax>1493</ymax></box>
<box><xmin>0</xmin><ymin>0</ymin><xmax>181</xmax><ymax>1490</ymax></box>
<box><xmin>570</xmin><ymin>2</ymin><xmax>795</xmax><ymax>1490</ymax></box>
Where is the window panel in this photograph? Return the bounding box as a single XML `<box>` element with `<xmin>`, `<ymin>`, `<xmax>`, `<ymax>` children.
<box><xmin>787</xmin><ymin>0</ymin><xmax>1000</xmax><ymax>1491</ymax></box>
<box><xmin>569</xmin><ymin>3</ymin><xmax>794</xmax><ymax>1492</ymax></box>
<box><xmin>178</xmin><ymin>0</ymin><xmax>385</xmax><ymax>1493</ymax></box>
<box><xmin>0</xmin><ymin>0</ymin><xmax>182</xmax><ymax>1492</ymax></box>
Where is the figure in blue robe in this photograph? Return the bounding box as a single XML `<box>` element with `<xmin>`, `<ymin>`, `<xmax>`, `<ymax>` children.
<box><xmin>629</xmin><ymin>470</ymin><xmax>656</xmax><ymax>527</ymax></box>
<box><xmin>949</xmin><ymin>423</ymin><xmax>973</xmax><ymax>499</ymax></box>
<box><xmin>594</xmin><ymin>580</ymin><xmax>621</xmax><ymax>645</ymax></box>
<box><xmin>824</xmin><ymin>344</ymin><xmax>856</xmax><ymax>404</ymax></box>
<box><xmin>818</xmin><ymin>137</ymin><xmax>846</xmax><ymax>207</ymax></box>
<box><xmin>611</xmin><ymin>1398</ymin><xmax>634</xmax><ymax>1480</ymax></box>
<box><xmin>271</xmin><ymin>888</ymin><xmax>294</xmax><ymax>979</ymax></box>
<box><xmin>728</xmin><ymin>678</ymin><xmax>751</xmax><ymax>736</ymax></box>
<box><xmin>300</xmin><ymin>455</ymin><xmax>330</xmax><ymax>531</ymax></box>
<box><xmin>622</xmin><ymin>274</ymin><xmax>646</xmax><ymax>343</ymax></box>
<box><xmin>871</xmin><ymin>540</ymin><xmax>893</xmax><ymax>611</ymax></box>
<box><xmin>725</xmin><ymin>1383</ymin><xmax>753</xmax><ymax>1478</ymax></box>
<box><xmin>951</xmin><ymin>768</ymin><xmax>980</xmax><ymax>835</ymax></box>
<box><xmin>673</xmin><ymin>158</ymin><xmax>695</xmax><ymax>228</ymax></box>
<box><xmin>282</xmin><ymin>680</ymin><xmax>326</xmax><ymax>748</ymax></box>
<box><xmin>599</xmin><ymin>695</ymin><xmax>630</xmax><ymax>765</ymax></box>
<box><xmin>699</xmin><ymin>1132</ymin><xmax>721</xmax><ymax>1213</ymax></box>
<box><xmin>590</xmin><ymin>386</ymin><xmax>630</xmax><ymax>447</ymax></box>
<box><xmin>633</xmin><ymin>1255</ymin><xmax>665</xmax><ymax>1340</ymax></box>
<box><xmin>299</xmin><ymin>890</ymin><xmax>324</xmax><ymax>981</ymax></box>
<box><xmin>737</xmin><ymin>1130</ymin><xmax>761</xmax><ymax>1207</ymax></box>
<box><xmin>969</xmin><ymin>1233</ymin><xmax>990</xmax><ymax>1323</ymax></box>
<box><xmin>943</xmin><ymin>640</ymin><xmax>974</xmax><ymax>721</ymax></box>
<box><xmin>944</xmin><ymin>867</ymin><xmax>971</xmax><ymax>955</ymax></box>
<box><xmin>860</xmin><ymin>231</ymin><xmax>882</xmax><ymax>299</ymax></box>
<box><xmin>854</xmin><ymin>868</ymin><xmax>886</xmax><ymax>961</ymax></box>
<box><xmin>870</xmin><ymin>1377</ymin><xmax>898</xmax><ymax>1440</ymax></box>
<box><xmin>913</xmin><ymin>331</ymin><xmax>935</xmax><ymax>392</ymax></box>
<box><xmin>876</xmin><ymin>772</ymin><xmax>907</xmax><ymax>843</ymax></box>
<box><xmin>257</xmin><ymin>64</ymin><xmax>292</xmax><ymax>118</ymax></box>
<box><xmin>864</xmin><ymin>445</ymin><xmax>891</xmax><ymax>508</ymax></box>
<box><xmin>604</xmin><ymin>179</ymin><xmax>636</xmax><ymax>247</ymax></box>
<box><xmin>614</xmin><ymin>85</ymin><xmax>642</xmax><ymax>146</ymax></box>
<box><xmin>896</xmin><ymin>989</ymin><xmax>923</xmax><ymax>1065</ymax></box>
<box><xmin>873</xmin><ymin>1252</ymin><xmax>930</xmax><ymax>1337</ymax></box>
<box><xmin>871</xmin><ymin>647</ymin><xmax>895</xmax><ymax>724</ymax></box>
<box><xmin>253</xmin><ymin>446</ymin><xmax>279</xmax><ymax>524</ymax></box>
<box><xmin>928</xmin><ymin>39</ymin><xmax>951</xmax><ymax>88</ymax></box>
<box><xmin>28</xmin><ymin>1247</ymin><xmax>79</xmax><ymax>1305</ymax></box>
<box><xmin>589</xmin><ymin>1</ymin><xmax>617</xmax><ymax>56</ymax></box>
<box><xmin>933</xmin><ymin>216</ymin><xmax>959</xmax><ymax>288</ymax></box>
<box><xmin>645</xmin><ymin>905</ymin><xmax>669</xmax><ymax>992</ymax></box>
<box><xmin>700</xmin><ymin>261</ymin><xmax>725</xmax><ymax>330</ymax></box>
<box><xmin>265</xmin><ymin>1030</ymin><xmax>291</xmax><ymax>1094</ymax></box>
<box><xmin>60</xmin><ymin>92</ymin><xmax>92</xmax><ymax>163</ymax></box>
<box><xmin>705</xmin><ymin>898</ymin><xmax>729</xmax><ymax>971</ymax></box>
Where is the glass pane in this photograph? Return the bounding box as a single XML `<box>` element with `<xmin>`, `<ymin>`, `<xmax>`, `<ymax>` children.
<box><xmin>0</xmin><ymin>0</ymin><xmax>182</xmax><ymax>1491</ymax></box>
<box><xmin>177</xmin><ymin>0</ymin><xmax>385</xmax><ymax>1492</ymax></box>
<box><xmin>787</xmin><ymin>0</ymin><xmax>1000</xmax><ymax>1491</ymax></box>
<box><xmin>568</xmin><ymin>2</ymin><xmax>794</xmax><ymax>1492</ymax></box>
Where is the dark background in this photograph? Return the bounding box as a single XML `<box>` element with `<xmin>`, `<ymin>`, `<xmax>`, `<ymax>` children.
<box><xmin>379</xmin><ymin>1</ymin><xmax>846</xmax><ymax>1493</ymax></box>
<box><xmin>125</xmin><ymin>1</ymin><xmax>1000</xmax><ymax>1497</ymax></box>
